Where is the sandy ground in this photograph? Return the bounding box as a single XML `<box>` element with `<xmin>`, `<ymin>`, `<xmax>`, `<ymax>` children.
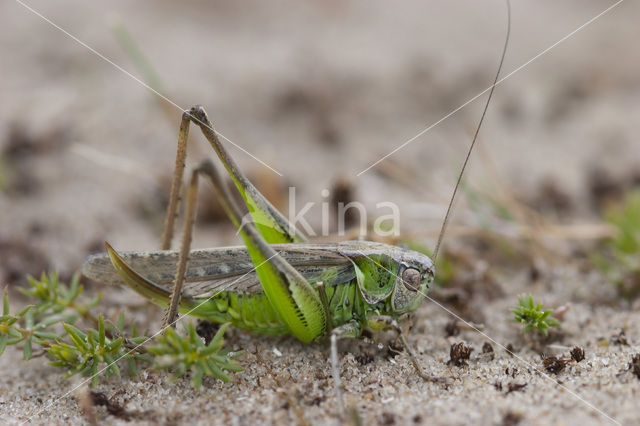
<box><xmin>1</xmin><ymin>1</ymin><xmax>640</xmax><ymax>425</ymax></box>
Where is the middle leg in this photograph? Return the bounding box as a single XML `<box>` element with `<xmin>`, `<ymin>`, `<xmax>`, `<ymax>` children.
<box><xmin>330</xmin><ymin>320</ymin><xmax>362</xmax><ymax>415</ymax></box>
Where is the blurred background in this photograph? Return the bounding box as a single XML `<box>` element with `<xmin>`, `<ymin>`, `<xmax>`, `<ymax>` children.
<box><xmin>3</xmin><ymin>2</ymin><xmax>640</xmax><ymax>424</ymax></box>
<box><xmin>1</xmin><ymin>0</ymin><xmax>639</xmax><ymax>285</ymax></box>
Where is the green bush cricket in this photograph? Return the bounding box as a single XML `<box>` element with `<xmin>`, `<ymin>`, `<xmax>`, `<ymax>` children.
<box><xmin>82</xmin><ymin>5</ymin><xmax>509</xmax><ymax>412</ymax></box>
<box><xmin>83</xmin><ymin>105</ymin><xmax>439</xmax><ymax>409</ymax></box>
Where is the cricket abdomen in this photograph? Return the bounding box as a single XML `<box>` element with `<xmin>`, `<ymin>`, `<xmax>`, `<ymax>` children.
<box><xmin>182</xmin><ymin>291</ymin><xmax>289</xmax><ymax>335</ymax></box>
<box><xmin>183</xmin><ymin>278</ymin><xmax>368</xmax><ymax>337</ymax></box>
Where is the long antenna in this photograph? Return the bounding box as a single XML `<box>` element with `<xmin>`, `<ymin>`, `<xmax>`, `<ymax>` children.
<box><xmin>433</xmin><ymin>0</ymin><xmax>511</xmax><ymax>260</ymax></box>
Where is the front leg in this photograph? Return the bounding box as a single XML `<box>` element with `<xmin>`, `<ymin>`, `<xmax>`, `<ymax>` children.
<box><xmin>368</xmin><ymin>315</ymin><xmax>448</xmax><ymax>385</ymax></box>
<box><xmin>330</xmin><ymin>321</ymin><xmax>362</xmax><ymax>415</ymax></box>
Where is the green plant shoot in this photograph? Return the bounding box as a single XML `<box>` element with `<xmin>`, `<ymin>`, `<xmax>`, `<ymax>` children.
<box><xmin>512</xmin><ymin>294</ymin><xmax>560</xmax><ymax>335</ymax></box>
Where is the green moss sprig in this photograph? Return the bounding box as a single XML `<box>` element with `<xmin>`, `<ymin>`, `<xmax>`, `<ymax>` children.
<box><xmin>512</xmin><ymin>294</ymin><xmax>560</xmax><ymax>335</ymax></box>
<box><xmin>149</xmin><ymin>322</ymin><xmax>243</xmax><ymax>389</ymax></box>
<box><xmin>594</xmin><ymin>191</ymin><xmax>640</xmax><ymax>299</ymax></box>
<box><xmin>0</xmin><ymin>272</ymin><xmax>243</xmax><ymax>387</ymax></box>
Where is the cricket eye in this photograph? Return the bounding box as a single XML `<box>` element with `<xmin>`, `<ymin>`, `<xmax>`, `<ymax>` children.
<box><xmin>401</xmin><ymin>268</ymin><xmax>421</xmax><ymax>292</ymax></box>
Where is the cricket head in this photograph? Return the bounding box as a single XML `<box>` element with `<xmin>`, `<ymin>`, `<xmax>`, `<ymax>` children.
<box><xmin>339</xmin><ymin>242</ymin><xmax>435</xmax><ymax>315</ymax></box>
<box><xmin>390</xmin><ymin>249</ymin><xmax>435</xmax><ymax>314</ymax></box>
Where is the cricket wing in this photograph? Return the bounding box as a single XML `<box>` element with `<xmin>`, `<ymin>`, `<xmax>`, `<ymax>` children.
<box><xmin>83</xmin><ymin>242</ymin><xmax>352</xmax><ymax>288</ymax></box>
<box><xmin>183</xmin><ymin>262</ymin><xmax>356</xmax><ymax>299</ymax></box>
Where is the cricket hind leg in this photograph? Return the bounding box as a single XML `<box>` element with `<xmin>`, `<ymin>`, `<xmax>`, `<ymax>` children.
<box><xmin>159</xmin><ymin>109</ymin><xmax>244</xmax><ymax>252</ymax></box>
<box><xmin>160</xmin><ymin>111</ymin><xmax>191</xmax><ymax>251</ymax></box>
<box><xmin>160</xmin><ymin>107</ymin><xmax>328</xmax><ymax>343</ymax></box>
<box><xmin>187</xmin><ymin>105</ymin><xmax>307</xmax><ymax>244</ymax></box>
<box><xmin>159</xmin><ymin>106</ymin><xmax>306</xmax><ymax>255</ymax></box>
<box><xmin>158</xmin><ymin>105</ymin><xmax>304</xmax><ymax>327</ymax></box>
<box><xmin>182</xmin><ymin>107</ymin><xmax>328</xmax><ymax>342</ymax></box>
<box><xmin>162</xmin><ymin>155</ymin><xmax>329</xmax><ymax>343</ymax></box>
<box><xmin>368</xmin><ymin>315</ymin><xmax>449</xmax><ymax>386</ymax></box>
<box><xmin>161</xmin><ymin>166</ymin><xmax>198</xmax><ymax>328</ymax></box>
<box><xmin>161</xmin><ymin>157</ymin><xmax>247</xmax><ymax>328</ymax></box>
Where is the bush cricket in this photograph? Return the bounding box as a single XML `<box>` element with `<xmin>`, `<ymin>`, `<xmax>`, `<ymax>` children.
<box><xmin>83</xmin><ymin>4</ymin><xmax>509</xmax><ymax>413</ymax></box>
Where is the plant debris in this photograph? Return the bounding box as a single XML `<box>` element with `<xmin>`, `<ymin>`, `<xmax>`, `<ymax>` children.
<box><xmin>447</xmin><ymin>342</ymin><xmax>473</xmax><ymax>367</ymax></box>
<box><xmin>482</xmin><ymin>342</ymin><xmax>494</xmax><ymax>354</ymax></box>
<box><xmin>196</xmin><ymin>320</ymin><xmax>220</xmax><ymax>345</ymax></box>
<box><xmin>494</xmin><ymin>380</ymin><xmax>527</xmax><ymax>394</ymax></box>
<box><xmin>541</xmin><ymin>355</ymin><xmax>571</xmax><ymax>374</ymax></box>
<box><xmin>386</xmin><ymin>339</ymin><xmax>404</xmax><ymax>358</ymax></box>
<box><xmin>444</xmin><ymin>320</ymin><xmax>460</xmax><ymax>337</ymax></box>
<box><xmin>355</xmin><ymin>352</ymin><xmax>375</xmax><ymax>366</ymax></box>
<box><xmin>502</xmin><ymin>410</ymin><xmax>524</xmax><ymax>426</ymax></box>
<box><xmin>479</xmin><ymin>342</ymin><xmax>494</xmax><ymax>361</ymax></box>
<box><xmin>380</xmin><ymin>411</ymin><xmax>396</xmax><ymax>425</ymax></box>
<box><xmin>506</xmin><ymin>382</ymin><xmax>527</xmax><ymax>394</ymax></box>
<box><xmin>611</xmin><ymin>330</ymin><xmax>629</xmax><ymax>346</ymax></box>
<box><xmin>90</xmin><ymin>391</ymin><xmax>133</xmax><ymax>421</ymax></box>
<box><xmin>570</xmin><ymin>346</ymin><xmax>585</xmax><ymax>363</ymax></box>
<box><xmin>630</xmin><ymin>354</ymin><xmax>640</xmax><ymax>380</ymax></box>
